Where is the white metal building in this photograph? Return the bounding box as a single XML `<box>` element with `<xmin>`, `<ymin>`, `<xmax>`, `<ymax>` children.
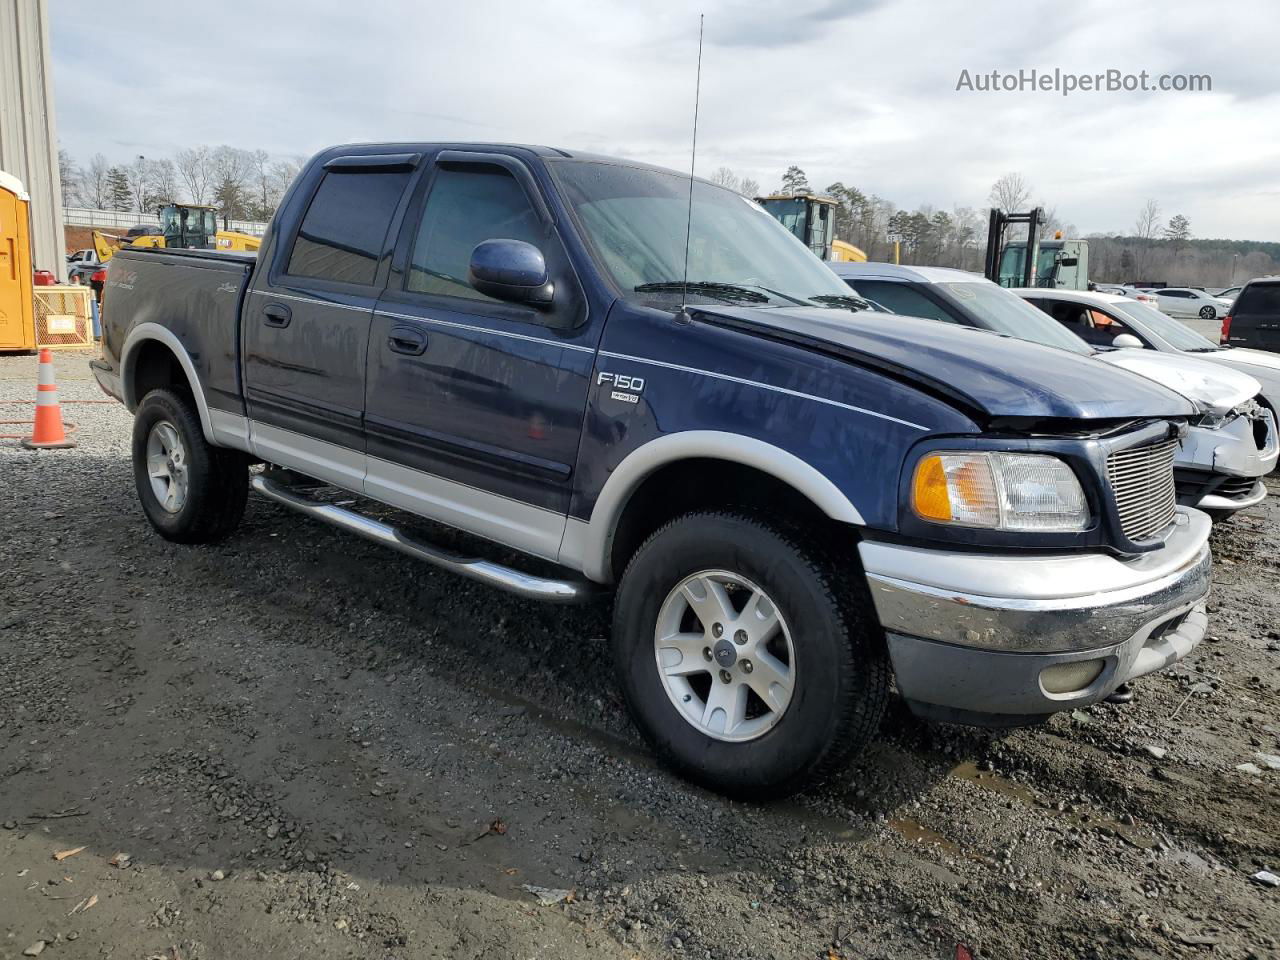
<box><xmin>0</xmin><ymin>0</ymin><xmax>65</xmax><ymax>281</ymax></box>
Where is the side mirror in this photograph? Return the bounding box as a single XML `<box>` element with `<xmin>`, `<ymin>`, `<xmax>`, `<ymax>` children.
<box><xmin>1112</xmin><ymin>333</ymin><xmax>1143</xmax><ymax>349</ymax></box>
<box><xmin>469</xmin><ymin>239</ymin><xmax>554</xmax><ymax>307</ymax></box>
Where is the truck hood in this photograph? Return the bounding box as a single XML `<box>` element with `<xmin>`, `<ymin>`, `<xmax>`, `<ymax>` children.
<box><xmin>1099</xmin><ymin>349</ymin><xmax>1260</xmax><ymax>415</ymax></box>
<box><xmin>696</xmin><ymin>306</ymin><xmax>1196</xmax><ymax>422</ymax></box>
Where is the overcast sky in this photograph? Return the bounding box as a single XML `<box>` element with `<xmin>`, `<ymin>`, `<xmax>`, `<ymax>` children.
<box><xmin>51</xmin><ymin>0</ymin><xmax>1280</xmax><ymax>241</ymax></box>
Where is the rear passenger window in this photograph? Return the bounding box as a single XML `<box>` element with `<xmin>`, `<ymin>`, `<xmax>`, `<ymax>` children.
<box><xmin>407</xmin><ymin>167</ymin><xmax>543</xmax><ymax>301</ymax></box>
<box><xmin>1235</xmin><ymin>284</ymin><xmax>1280</xmax><ymax>314</ymax></box>
<box><xmin>287</xmin><ymin>170</ymin><xmax>410</xmax><ymax>285</ymax></box>
<box><xmin>847</xmin><ymin>280</ymin><xmax>957</xmax><ymax>323</ymax></box>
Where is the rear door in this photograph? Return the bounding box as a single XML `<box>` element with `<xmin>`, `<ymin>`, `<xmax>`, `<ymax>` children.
<box><xmin>1229</xmin><ymin>282</ymin><xmax>1280</xmax><ymax>351</ymax></box>
<box><xmin>364</xmin><ymin>151</ymin><xmax>598</xmax><ymax>560</ymax></box>
<box><xmin>243</xmin><ymin>155</ymin><xmax>416</xmax><ymax>489</ymax></box>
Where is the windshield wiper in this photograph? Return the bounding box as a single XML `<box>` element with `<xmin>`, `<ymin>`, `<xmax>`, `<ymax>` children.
<box><xmin>633</xmin><ymin>281</ymin><xmax>768</xmax><ymax>303</ymax></box>
<box><xmin>1184</xmin><ymin>346</ymin><xmax>1222</xmax><ymax>352</ymax></box>
<box><xmin>807</xmin><ymin>294</ymin><xmax>874</xmax><ymax>311</ymax></box>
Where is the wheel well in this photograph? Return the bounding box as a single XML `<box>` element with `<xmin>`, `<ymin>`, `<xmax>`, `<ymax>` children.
<box><xmin>607</xmin><ymin>458</ymin><xmax>844</xmax><ymax>581</ymax></box>
<box><xmin>128</xmin><ymin>339</ymin><xmax>192</xmax><ymax>408</ymax></box>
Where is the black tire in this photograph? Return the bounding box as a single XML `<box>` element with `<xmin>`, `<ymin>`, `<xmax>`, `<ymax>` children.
<box><xmin>611</xmin><ymin>511</ymin><xmax>889</xmax><ymax>799</ymax></box>
<box><xmin>1199</xmin><ymin>305</ymin><xmax>1217</xmax><ymax>319</ymax></box>
<box><xmin>131</xmin><ymin>387</ymin><xmax>248</xmax><ymax>544</ymax></box>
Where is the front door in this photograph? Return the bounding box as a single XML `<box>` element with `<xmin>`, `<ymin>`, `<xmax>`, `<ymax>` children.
<box><xmin>243</xmin><ymin>159</ymin><xmax>414</xmax><ymax>489</ymax></box>
<box><xmin>365</xmin><ymin>153</ymin><xmax>598</xmax><ymax>560</ymax></box>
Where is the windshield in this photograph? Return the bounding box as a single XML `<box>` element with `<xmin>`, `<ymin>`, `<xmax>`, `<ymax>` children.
<box><xmin>1110</xmin><ymin>299</ymin><xmax>1220</xmax><ymax>350</ymax></box>
<box><xmin>940</xmin><ymin>281</ymin><xmax>1093</xmax><ymax>355</ymax></box>
<box><xmin>758</xmin><ymin>197</ymin><xmax>807</xmax><ymax>238</ymax></box>
<box><xmin>997</xmin><ymin>243</ymin><xmax>1061</xmax><ymax>287</ymax></box>
<box><xmin>550</xmin><ymin>161</ymin><xmax>856</xmax><ymax>309</ymax></box>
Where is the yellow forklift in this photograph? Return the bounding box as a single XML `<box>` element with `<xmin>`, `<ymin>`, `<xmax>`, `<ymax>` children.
<box><xmin>755</xmin><ymin>193</ymin><xmax>866</xmax><ymax>262</ymax></box>
<box><xmin>92</xmin><ymin>203</ymin><xmax>260</xmax><ymax>263</ymax></box>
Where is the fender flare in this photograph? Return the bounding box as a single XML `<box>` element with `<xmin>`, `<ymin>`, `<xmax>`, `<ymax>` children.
<box><xmin>568</xmin><ymin>430</ymin><xmax>865</xmax><ymax>582</ymax></box>
<box><xmin>120</xmin><ymin>323</ymin><xmax>216</xmax><ymax>443</ymax></box>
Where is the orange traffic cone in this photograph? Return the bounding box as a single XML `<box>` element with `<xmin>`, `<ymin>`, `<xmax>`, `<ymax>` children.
<box><xmin>22</xmin><ymin>349</ymin><xmax>76</xmax><ymax>450</ymax></box>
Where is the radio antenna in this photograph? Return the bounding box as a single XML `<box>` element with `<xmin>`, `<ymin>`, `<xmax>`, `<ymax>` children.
<box><xmin>679</xmin><ymin>14</ymin><xmax>704</xmax><ymax>318</ymax></box>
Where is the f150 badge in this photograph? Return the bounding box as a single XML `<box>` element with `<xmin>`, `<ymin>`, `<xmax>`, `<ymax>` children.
<box><xmin>598</xmin><ymin>371</ymin><xmax>645</xmax><ymax>404</ymax></box>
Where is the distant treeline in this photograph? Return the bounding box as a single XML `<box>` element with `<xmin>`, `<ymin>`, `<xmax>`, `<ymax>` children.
<box><xmin>1085</xmin><ymin>235</ymin><xmax>1276</xmax><ymax>288</ymax></box>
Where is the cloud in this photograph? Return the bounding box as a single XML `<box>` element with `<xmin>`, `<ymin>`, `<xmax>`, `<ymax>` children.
<box><xmin>50</xmin><ymin>0</ymin><xmax>1280</xmax><ymax>240</ymax></box>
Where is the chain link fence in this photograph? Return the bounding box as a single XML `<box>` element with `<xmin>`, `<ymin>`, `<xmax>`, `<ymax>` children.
<box><xmin>63</xmin><ymin>207</ymin><xmax>268</xmax><ymax>236</ymax></box>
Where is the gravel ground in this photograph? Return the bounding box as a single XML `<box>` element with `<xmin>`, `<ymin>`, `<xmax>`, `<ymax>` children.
<box><xmin>1</xmin><ymin>351</ymin><xmax>1277</xmax><ymax>960</ymax></box>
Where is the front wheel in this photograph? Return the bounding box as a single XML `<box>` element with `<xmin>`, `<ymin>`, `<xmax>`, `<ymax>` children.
<box><xmin>131</xmin><ymin>388</ymin><xmax>248</xmax><ymax>543</ymax></box>
<box><xmin>611</xmin><ymin>511</ymin><xmax>889</xmax><ymax>798</ymax></box>
<box><xmin>1199</xmin><ymin>305</ymin><xmax>1217</xmax><ymax>319</ymax></box>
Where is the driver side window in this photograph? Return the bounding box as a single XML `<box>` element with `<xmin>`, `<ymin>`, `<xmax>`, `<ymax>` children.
<box><xmin>1042</xmin><ymin>300</ymin><xmax>1139</xmax><ymax>347</ymax></box>
<box><xmin>407</xmin><ymin>167</ymin><xmax>544</xmax><ymax>302</ymax></box>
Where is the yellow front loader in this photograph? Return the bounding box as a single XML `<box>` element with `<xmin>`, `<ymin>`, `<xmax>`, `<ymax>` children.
<box><xmin>92</xmin><ymin>203</ymin><xmax>261</xmax><ymax>264</ymax></box>
<box><xmin>755</xmin><ymin>194</ymin><xmax>867</xmax><ymax>262</ymax></box>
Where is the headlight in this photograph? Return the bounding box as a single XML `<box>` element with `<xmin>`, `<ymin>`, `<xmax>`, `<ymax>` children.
<box><xmin>912</xmin><ymin>452</ymin><xmax>1089</xmax><ymax>532</ymax></box>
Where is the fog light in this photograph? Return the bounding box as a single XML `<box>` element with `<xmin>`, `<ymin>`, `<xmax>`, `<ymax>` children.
<box><xmin>1040</xmin><ymin>659</ymin><xmax>1105</xmax><ymax>694</ymax></box>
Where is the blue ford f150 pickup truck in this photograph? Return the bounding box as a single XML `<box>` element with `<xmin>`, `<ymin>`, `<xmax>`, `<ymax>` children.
<box><xmin>92</xmin><ymin>143</ymin><xmax>1212</xmax><ymax>797</ymax></box>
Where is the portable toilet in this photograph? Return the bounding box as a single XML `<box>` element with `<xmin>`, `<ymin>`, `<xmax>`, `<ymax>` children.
<box><xmin>0</xmin><ymin>170</ymin><xmax>37</xmax><ymax>351</ymax></box>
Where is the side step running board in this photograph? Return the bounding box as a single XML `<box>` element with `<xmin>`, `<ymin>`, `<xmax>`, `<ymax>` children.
<box><xmin>249</xmin><ymin>476</ymin><xmax>599</xmax><ymax>604</ymax></box>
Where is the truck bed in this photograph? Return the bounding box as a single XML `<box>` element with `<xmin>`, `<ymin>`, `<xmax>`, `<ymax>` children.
<box><xmin>99</xmin><ymin>247</ymin><xmax>254</xmax><ymax>416</ymax></box>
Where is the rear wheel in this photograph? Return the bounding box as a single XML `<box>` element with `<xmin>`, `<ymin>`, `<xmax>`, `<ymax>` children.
<box><xmin>612</xmin><ymin>511</ymin><xmax>889</xmax><ymax>798</ymax></box>
<box><xmin>131</xmin><ymin>388</ymin><xmax>248</xmax><ymax>543</ymax></box>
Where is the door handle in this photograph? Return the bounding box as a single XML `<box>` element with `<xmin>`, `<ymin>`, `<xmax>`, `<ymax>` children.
<box><xmin>263</xmin><ymin>303</ymin><xmax>292</xmax><ymax>328</ymax></box>
<box><xmin>388</xmin><ymin>325</ymin><xmax>428</xmax><ymax>356</ymax></box>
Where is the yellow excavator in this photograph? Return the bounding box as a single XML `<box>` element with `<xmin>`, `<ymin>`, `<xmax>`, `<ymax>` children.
<box><xmin>92</xmin><ymin>203</ymin><xmax>261</xmax><ymax>263</ymax></box>
<box><xmin>755</xmin><ymin>193</ymin><xmax>866</xmax><ymax>262</ymax></box>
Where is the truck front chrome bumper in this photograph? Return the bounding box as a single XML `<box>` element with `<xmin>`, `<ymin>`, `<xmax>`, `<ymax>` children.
<box><xmin>857</xmin><ymin>508</ymin><xmax>1212</xmax><ymax>719</ymax></box>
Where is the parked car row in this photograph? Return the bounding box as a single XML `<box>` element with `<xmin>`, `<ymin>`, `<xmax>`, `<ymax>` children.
<box><xmin>831</xmin><ymin>264</ymin><xmax>1277</xmax><ymax>519</ymax></box>
<box><xmin>1091</xmin><ymin>278</ymin><xmax>1280</xmax><ymax>355</ymax></box>
<box><xmin>91</xmin><ymin>143</ymin><xmax>1238</xmax><ymax>796</ymax></box>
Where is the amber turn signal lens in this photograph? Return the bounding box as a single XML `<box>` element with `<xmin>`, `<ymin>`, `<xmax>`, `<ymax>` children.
<box><xmin>913</xmin><ymin>455</ymin><xmax>952</xmax><ymax>521</ymax></box>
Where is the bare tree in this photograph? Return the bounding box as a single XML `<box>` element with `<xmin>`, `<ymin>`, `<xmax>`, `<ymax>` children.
<box><xmin>58</xmin><ymin>149</ymin><xmax>78</xmax><ymax>207</ymax></box>
<box><xmin>78</xmin><ymin>153</ymin><xmax>112</xmax><ymax>208</ymax></box>
<box><xmin>249</xmin><ymin>149</ymin><xmax>273</xmax><ymax>220</ymax></box>
<box><xmin>268</xmin><ymin>158</ymin><xmax>302</xmax><ymax>209</ymax></box>
<box><xmin>124</xmin><ymin>156</ymin><xmax>153</xmax><ymax>212</ymax></box>
<box><xmin>149</xmin><ymin>158</ymin><xmax>179</xmax><ymax>205</ymax></box>
<box><xmin>988</xmin><ymin>172</ymin><xmax>1032</xmax><ymax>211</ymax></box>
<box><xmin>709</xmin><ymin>166</ymin><xmax>740</xmax><ymax>192</ymax></box>
<box><xmin>1133</xmin><ymin>199</ymin><xmax>1162</xmax><ymax>278</ymax></box>
<box><xmin>210</xmin><ymin>145</ymin><xmax>255</xmax><ymax>220</ymax></box>
<box><xmin>1134</xmin><ymin>199</ymin><xmax>1162</xmax><ymax>241</ymax></box>
<box><xmin>738</xmin><ymin>177</ymin><xmax>760</xmax><ymax>198</ymax></box>
<box><xmin>175</xmin><ymin>146</ymin><xmax>214</xmax><ymax>205</ymax></box>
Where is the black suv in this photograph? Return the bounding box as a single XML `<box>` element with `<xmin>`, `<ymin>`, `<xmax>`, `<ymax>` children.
<box><xmin>1223</xmin><ymin>277</ymin><xmax>1280</xmax><ymax>352</ymax></box>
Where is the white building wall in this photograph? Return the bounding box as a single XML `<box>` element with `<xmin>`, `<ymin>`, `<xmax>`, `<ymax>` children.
<box><xmin>0</xmin><ymin>0</ymin><xmax>65</xmax><ymax>280</ymax></box>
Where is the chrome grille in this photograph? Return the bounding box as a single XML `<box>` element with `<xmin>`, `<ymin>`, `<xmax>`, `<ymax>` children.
<box><xmin>1106</xmin><ymin>439</ymin><xmax>1179</xmax><ymax>542</ymax></box>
